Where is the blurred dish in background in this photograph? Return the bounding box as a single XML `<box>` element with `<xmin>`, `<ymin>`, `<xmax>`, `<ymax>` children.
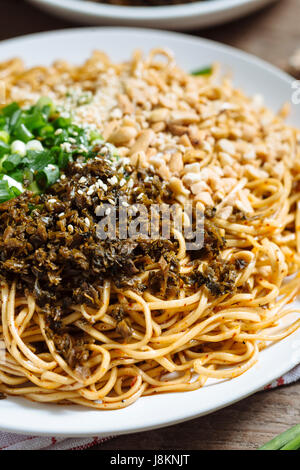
<box><xmin>94</xmin><ymin>0</ymin><xmax>198</xmax><ymax>4</ymax></box>
<box><xmin>27</xmin><ymin>0</ymin><xmax>278</xmax><ymax>30</ymax></box>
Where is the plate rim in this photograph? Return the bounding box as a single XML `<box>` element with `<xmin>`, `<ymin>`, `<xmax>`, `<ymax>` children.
<box><xmin>0</xmin><ymin>25</ymin><xmax>294</xmax><ymax>84</ymax></box>
<box><xmin>0</xmin><ymin>26</ymin><xmax>298</xmax><ymax>437</ymax></box>
<box><xmin>27</xmin><ymin>0</ymin><xmax>277</xmax><ymax>21</ymax></box>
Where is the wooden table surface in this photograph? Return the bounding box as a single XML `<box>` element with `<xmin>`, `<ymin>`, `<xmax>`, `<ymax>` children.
<box><xmin>1</xmin><ymin>0</ymin><xmax>299</xmax><ymax>450</ymax></box>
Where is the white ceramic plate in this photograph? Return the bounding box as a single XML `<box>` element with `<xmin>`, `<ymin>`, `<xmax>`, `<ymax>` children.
<box><xmin>27</xmin><ymin>0</ymin><xmax>278</xmax><ymax>30</ymax></box>
<box><xmin>0</xmin><ymin>27</ymin><xmax>299</xmax><ymax>437</ymax></box>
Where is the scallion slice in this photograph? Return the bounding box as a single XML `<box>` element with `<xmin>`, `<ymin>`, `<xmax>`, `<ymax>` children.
<box><xmin>191</xmin><ymin>66</ymin><xmax>213</xmax><ymax>76</ymax></box>
<box><xmin>36</xmin><ymin>164</ymin><xmax>60</xmax><ymax>188</ymax></box>
<box><xmin>2</xmin><ymin>153</ymin><xmax>21</xmax><ymax>172</ymax></box>
<box><xmin>259</xmin><ymin>424</ymin><xmax>300</xmax><ymax>450</ymax></box>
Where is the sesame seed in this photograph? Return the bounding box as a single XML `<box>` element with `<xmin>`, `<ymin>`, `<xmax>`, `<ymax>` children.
<box><xmin>108</xmin><ymin>175</ymin><xmax>118</xmax><ymax>185</ymax></box>
<box><xmin>46</xmin><ymin>164</ymin><xmax>56</xmax><ymax>171</ymax></box>
<box><xmin>61</xmin><ymin>142</ymin><xmax>72</xmax><ymax>153</ymax></box>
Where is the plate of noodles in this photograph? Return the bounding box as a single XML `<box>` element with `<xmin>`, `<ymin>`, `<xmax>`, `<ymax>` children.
<box><xmin>27</xmin><ymin>0</ymin><xmax>278</xmax><ymax>30</ymax></box>
<box><xmin>0</xmin><ymin>27</ymin><xmax>299</xmax><ymax>437</ymax></box>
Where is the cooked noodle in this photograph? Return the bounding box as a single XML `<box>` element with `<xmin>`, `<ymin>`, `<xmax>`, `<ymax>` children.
<box><xmin>0</xmin><ymin>50</ymin><xmax>299</xmax><ymax>409</ymax></box>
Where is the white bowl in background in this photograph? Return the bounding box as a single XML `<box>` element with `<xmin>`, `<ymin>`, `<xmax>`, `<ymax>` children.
<box><xmin>27</xmin><ymin>0</ymin><xmax>278</xmax><ymax>30</ymax></box>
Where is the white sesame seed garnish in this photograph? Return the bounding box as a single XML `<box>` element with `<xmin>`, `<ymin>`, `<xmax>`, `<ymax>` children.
<box><xmin>108</xmin><ymin>175</ymin><xmax>118</xmax><ymax>185</ymax></box>
<box><xmin>61</xmin><ymin>142</ymin><xmax>72</xmax><ymax>153</ymax></box>
<box><xmin>79</xmin><ymin>176</ymin><xmax>87</xmax><ymax>184</ymax></box>
<box><xmin>95</xmin><ymin>205</ymin><xmax>101</xmax><ymax>215</ymax></box>
<box><xmin>46</xmin><ymin>164</ymin><xmax>56</xmax><ymax>171</ymax></box>
<box><xmin>87</xmin><ymin>187</ymin><xmax>95</xmax><ymax>196</ymax></box>
<box><xmin>110</xmin><ymin>108</ymin><xmax>122</xmax><ymax>119</ymax></box>
<box><xmin>98</xmin><ymin>180</ymin><xmax>108</xmax><ymax>191</ymax></box>
<box><xmin>85</xmin><ymin>217</ymin><xmax>90</xmax><ymax>227</ymax></box>
<box><xmin>79</xmin><ymin>144</ymin><xmax>88</xmax><ymax>153</ymax></box>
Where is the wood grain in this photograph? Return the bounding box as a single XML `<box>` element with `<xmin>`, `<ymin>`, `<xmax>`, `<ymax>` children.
<box><xmin>0</xmin><ymin>0</ymin><xmax>299</xmax><ymax>450</ymax></box>
<box><xmin>95</xmin><ymin>383</ymin><xmax>300</xmax><ymax>450</ymax></box>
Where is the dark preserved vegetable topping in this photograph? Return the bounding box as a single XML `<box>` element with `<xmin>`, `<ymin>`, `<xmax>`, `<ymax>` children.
<box><xmin>0</xmin><ymin>150</ymin><xmax>244</xmax><ymax>367</ymax></box>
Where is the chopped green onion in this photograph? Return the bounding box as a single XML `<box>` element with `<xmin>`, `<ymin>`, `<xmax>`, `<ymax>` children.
<box><xmin>13</xmin><ymin>123</ymin><xmax>34</xmax><ymax>143</ymax></box>
<box><xmin>0</xmin><ymin>96</ymin><xmax>105</xmax><ymax>204</ymax></box>
<box><xmin>38</xmin><ymin>125</ymin><xmax>55</xmax><ymax>138</ymax></box>
<box><xmin>11</xmin><ymin>140</ymin><xmax>26</xmax><ymax>157</ymax></box>
<box><xmin>191</xmin><ymin>66</ymin><xmax>213</xmax><ymax>76</ymax></box>
<box><xmin>0</xmin><ymin>175</ymin><xmax>23</xmax><ymax>202</ymax></box>
<box><xmin>24</xmin><ymin>110</ymin><xmax>46</xmax><ymax>131</ymax></box>
<box><xmin>10</xmin><ymin>186</ymin><xmax>22</xmax><ymax>198</ymax></box>
<box><xmin>90</xmin><ymin>129</ymin><xmax>104</xmax><ymax>143</ymax></box>
<box><xmin>0</xmin><ymin>130</ymin><xmax>10</xmax><ymax>144</ymax></box>
<box><xmin>9</xmin><ymin>109</ymin><xmax>22</xmax><ymax>129</ymax></box>
<box><xmin>0</xmin><ymin>140</ymin><xmax>10</xmax><ymax>157</ymax></box>
<box><xmin>3</xmin><ymin>174</ymin><xmax>24</xmax><ymax>192</ymax></box>
<box><xmin>8</xmin><ymin>169</ymin><xmax>24</xmax><ymax>183</ymax></box>
<box><xmin>26</xmin><ymin>140</ymin><xmax>44</xmax><ymax>152</ymax></box>
<box><xmin>2</xmin><ymin>153</ymin><xmax>22</xmax><ymax>172</ymax></box>
<box><xmin>27</xmin><ymin>181</ymin><xmax>42</xmax><ymax>195</ymax></box>
<box><xmin>57</xmin><ymin>151</ymin><xmax>70</xmax><ymax>169</ymax></box>
<box><xmin>24</xmin><ymin>150</ymin><xmax>54</xmax><ymax>172</ymax></box>
<box><xmin>1</xmin><ymin>102</ymin><xmax>19</xmax><ymax>118</ymax></box>
<box><xmin>53</xmin><ymin>116</ymin><xmax>71</xmax><ymax>129</ymax></box>
<box><xmin>36</xmin><ymin>96</ymin><xmax>56</xmax><ymax>116</ymax></box>
<box><xmin>0</xmin><ymin>180</ymin><xmax>13</xmax><ymax>203</ymax></box>
<box><xmin>36</xmin><ymin>164</ymin><xmax>60</xmax><ymax>188</ymax></box>
<box><xmin>23</xmin><ymin>168</ymin><xmax>34</xmax><ymax>186</ymax></box>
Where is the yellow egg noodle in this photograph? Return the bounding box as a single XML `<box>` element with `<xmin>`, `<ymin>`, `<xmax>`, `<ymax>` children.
<box><xmin>0</xmin><ymin>49</ymin><xmax>299</xmax><ymax>409</ymax></box>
